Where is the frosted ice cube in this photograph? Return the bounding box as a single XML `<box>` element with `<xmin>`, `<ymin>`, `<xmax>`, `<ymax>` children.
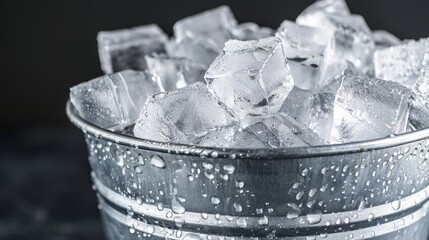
<box><xmin>276</xmin><ymin>20</ymin><xmax>332</xmax><ymax>90</ymax></box>
<box><xmin>296</xmin><ymin>0</ymin><xmax>350</xmax><ymax>28</ymax></box>
<box><xmin>331</xmin><ymin>74</ymin><xmax>411</xmax><ymax>143</ymax></box>
<box><xmin>374</xmin><ymin>38</ymin><xmax>429</xmax><ymax>88</ymax></box>
<box><xmin>70</xmin><ymin>70</ymin><xmax>159</xmax><ymax>130</ymax></box>
<box><xmin>97</xmin><ymin>24</ymin><xmax>168</xmax><ymax>74</ymax></box>
<box><xmin>145</xmin><ymin>54</ymin><xmax>206</xmax><ymax>92</ymax></box>
<box><xmin>199</xmin><ymin>114</ymin><xmax>324</xmax><ymax>148</ymax></box>
<box><xmin>205</xmin><ymin>37</ymin><xmax>294</xmax><ymax>118</ymax></box>
<box><xmin>372</xmin><ymin>30</ymin><xmax>401</xmax><ymax>49</ymax></box>
<box><xmin>410</xmin><ymin>65</ymin><xmax>429</xmax><ymax>129</ymax></box>
<box><xmin>133</xmin><ymin>82</ymin><xmax>235</xmax><ymax>143</ymax></box>
<box><xmin>231</xmin><ymin>22</ymin><xmax>274</xmax><ymax>41</ymax></box>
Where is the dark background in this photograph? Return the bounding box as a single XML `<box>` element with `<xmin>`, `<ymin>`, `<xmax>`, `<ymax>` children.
<box><xmin>1</xmin><ymin>0</ymin><xmax>429</xmax><ymax>239</ymax></box>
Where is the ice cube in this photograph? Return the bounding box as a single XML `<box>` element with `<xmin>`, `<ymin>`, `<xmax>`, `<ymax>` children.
<box><xmin>145</xmin><ymin>54</ymin><xmax>206</xmax><ymax>92</ymax></box>
<box><xmin>97</xmin><ymin>24</ymin><xmax>168</xmax><ymax>74</ymax></box>
<box><xmin>276</xmin><ymin>20</ymin><xmax>332</xmax><ymax>90</ymax></box>
<box><xmin>374</xmin><ymin>38</ymin><xmax>429</xmax><ymax>88</ymax></box>
<box><xmin>170</xmin><ymin>6</ymin><xmax>237</xmax><ymax>66</ymax></box>
<box><xmin>410</xmin><ymin>65</ymin><xmax>429</xmax><ymax>129</ymax></box>
<box><xmin>70</xmin><ymin>70</ymin><xmax>160</xmax><ymax>130</ymax></box>
<box><xmin>331</xmin><ymin>74</ymin><xmax>411</xmax><ymax>143</ymax></box>
<box><xmin>308</xmin><ymin>92</ymin><xmax>336</xmax><ymax>142</ymax></box>
<box><xmin>166</xmin><ymin>36</ymin><xmax>221</xmax><ymax>66</ymax></box>
<box><xmin>321</xmin><ymin>16</ymin><xmax>375</xmax><ymax>75</ymax></box>
<box><xmin>279</xmin><ymin>87</ymin><xmax>313</xmax><ymax>126</ymax></box>
<box><xmin>205</xmin><ymin>37</ymin><xmax>294</xmax><ymax>118</ymax></box>
<box><xmin>133</xmin><ymin>82</ymin><xmax>235</xmax><ymax>143</ymax></box>
<box><xmin>199</xmin><ymin>114</ymin><xmax>324</xmax><ymax>148</ymax></box>
<box><xmin>231</xmin><ymin>22</ymin><xmax>274</xmax><ymax>41</ymax></box>
<box><xmin>174</xmin><ymin>6</ymin><xmax>237</xmax><ymax>51</ymax></box>
<box><xmin>372</xmin><ymin>30</ymin><xmax>401</xmax><ymax>49</ymax></box>
<box><xmin>296</xmin><ymin>0</ymin><xmax>351</xmax><ymax>28</ymax></box>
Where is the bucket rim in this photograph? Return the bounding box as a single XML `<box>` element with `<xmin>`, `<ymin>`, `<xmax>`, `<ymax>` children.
<box><xmin>66</xmin><ymin>100</ymin><xmax>429</xmax><ymax>159</ymax></box>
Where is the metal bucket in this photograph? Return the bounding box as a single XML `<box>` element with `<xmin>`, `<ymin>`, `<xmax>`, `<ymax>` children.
<box><xmin>66</xmin><ymin>101</ymin><xmax>429</xmax><ymax>240</ymax></box>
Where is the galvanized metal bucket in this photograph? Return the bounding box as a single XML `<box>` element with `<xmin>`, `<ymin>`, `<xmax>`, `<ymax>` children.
<box><xmin>67</xmin><ymin>101</ymin><xmax>429</xmax><ymax>240</ymax></box>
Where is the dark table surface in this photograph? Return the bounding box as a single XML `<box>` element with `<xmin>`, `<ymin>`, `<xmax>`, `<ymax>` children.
<box><xmin>0</xmin><ymin>126</ymin><xmax>104</xmax><ymax>240</ymax></box>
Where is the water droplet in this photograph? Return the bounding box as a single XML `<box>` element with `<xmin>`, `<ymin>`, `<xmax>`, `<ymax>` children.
<box><xmin>187</xmin><ymin>175</ymin><xmax>194</xmax><ymax>181</ymax></box>
<box><xmin>358</xmin><ymin>200</ymin><xmax>366</xmax><ymax>210</ymax></box>
<box><xmin>211</xmin><ymin>196</ymin><xmax>221</xmax><ymax>205</ymax></box>
<box><xmin>391</xmin><ymin>199</ymin><xmax>401</xmax><ymax>211</ymax></box>
<box><xmin>136</xmin><ymin>197</ymin><xmax>143</xmax><ymax>205</ymax></box>
<box><xmin>344</xmin><ymin>217</ymin><xmax>350</xmax><ymax>224</ymax></box>
<box><xmin>126</xmin><ymin>206</ymin><xmax>134</xmax><ymax>216</ymax></box>
<box><xmin>150</xmin><ymin>155</ymin><xmax>166</xmax><ymax>169</ymax></box>
<box><xmin>306</xmin><ymin>210</ymin><xmax>322</xmax><ymax>224</ymax></box>
<box><xmin>157</xmin><ymin>202</ymin><xmax>164</xmax><ymax>211</ymax></box>
<box><xmin>236</xmin><ymin>217</ymin><xmax>247</xmax><ymax>228</ymax></box>
<box><xmin>201</xmin><ymin>212</ymin><xmax>208</xmax><ymax>219</ymax></box>
<box><xmin>309</xmin><ymin>188</ymin><xmax>317</xmax><ymax>197</ymax></box>
<box><xmin>256</xmin><ymin>208</ymin><xmax>263</xmax><ymax>214</ymax></box>
<box><xmin>287</xmin><ymin>210</ymin><xmax>301</xmax><ymax>219</ymax></box>
<box><xmin>171</xmin><ymin>198</ymin><xmax>185</xmax><ymax>214</ymax></box>
<box><xmin>368</xmin><ymin>213</ymin><xmax>375</xmax><ymax>222</ymax></box>
<box><xmin>129</xmin><ymin>227</ymin><xmax>136</xmax><ymax>234</ymax></box>
<box><xmin>174</xmin><ymin>216</ymin><xmax>185</xmax><ymax>227</ymax></box>
<box><xmin>204</xmin><ymin>172</ymin><xmax>214</xmax><ymax>180</ymax></box>
<box><xmin>134</xmin><ymin>165</ymin><xmax>144</xmax><ymax>174</ymax></box>
<box><xmin>296</xmin><ymin>191</ymin><xmax>304</xmax><ymax>200</ymax></box>
<box><xmin>301</xmin><ymin>168</ymin><xmax>309</xmax><ymax>177</ymax></box>
<box><xmin>223</xmin><ymin>165</ymin><xmax>235</xmax><ymax>174</ymax></box>
<box><xmin>202</xmin><ymin>162</ymin><xmax>214</xmax><ymax>170</ymax></box>
<box><xmin>233</xmin><ymin>202</ymin><xmax>242</xmax><ymax>212</ymax></box>
<box><xmin>210</xmin><ymin>151</ymin><xmax>219</xmax><ymax>158</ymax></box>
<box><xmin>147</xmin><ymin>225</ymin><xmax>155</xmax><ymax>234</ymax></box>
<box><xmin>235</xmin><ymin>180</ymin><xmax>244</xmax><ymax>188</ymax></box>
<box><xmin>258</xmin><ymin>216</ymin><xmax>269</xmax><ymax>225</ymax></box>
<box><xmin>137</xmin><ymin>154</ymin><xmax>144</xmax><ymax>164</ymax></box>
<box><xmin>115</xmin><ymin>150</ymin><xmax>125</xmax><ymax>166</ymax></box>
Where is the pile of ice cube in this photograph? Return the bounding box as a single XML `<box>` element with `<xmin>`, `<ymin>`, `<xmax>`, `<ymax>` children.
<box><xmin>70</xmin><ymin>0</ymin><xmax>429</xmax><ymax>148</ymax></box>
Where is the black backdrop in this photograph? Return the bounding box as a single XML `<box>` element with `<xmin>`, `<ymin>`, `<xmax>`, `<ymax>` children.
<box><xmin>1</xmin><ymin>1</ymin><xmax>429</xmax><ymax>239</ymax></box>
<box><xmin>1</xmin><ymin>0</ymin><xmax>429</xmax><ymax>128</ymax></box>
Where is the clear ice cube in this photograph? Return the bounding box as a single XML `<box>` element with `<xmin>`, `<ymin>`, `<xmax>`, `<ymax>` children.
<box><xmin>97</xmin><ymin>24</ymin><xmax>168</xmax><ymax>74</ymax></box>
<box><xmin>372</xmin><ymin>30</ymin><xmax>401</xmax><ymax>49</ymax></box>
<box><xmin>205</xmin><ymin>37</ymin><xmax>294</xmax><ymax>118</ymax></box>
<box><xmin>133</xmin><ymin>82</ymin><xmax>235</xmax><ymax>143</ymax></box>
<box><xmin>145</xmin><ymin>54</ymin><xmax>206</xmax><ymax>92</ymax></box>
<box><xmin>174</xmin><ymin>6</ymin><xmax>237</xmax><ymax>51</ymax></box>
<box><xmin>70</xmin><ymin>70</ymin><xmax>160</xmax><ymax>130</ymax></box>
<box><xmin>296</xmin><ymin>0</ymin><xmax>351</xmax><ymax>28</ymax></box>
<box><xmin>374</xmin><ymin>38</ymin><xmax>429</xmax><ymax>88</ymax></box>
<box><xmin>169</xmin><ymin>6</ymin><xmax>237</xmax><ymax>66</ymax></box>
<box><xmin>276</xmin><ymin>20</ymin><xmax>332</xmax><ymax>90</ymax></box>
<box><xmin>231</xmin><ymin>22</ymin><xmax>274</xmax><ymax>41</ymax></box>
<box><xmin>166</xmin><ymin>36</ymin><xmax>221</xmax><ymax>67</ymax></box>
<box><xmin>410</xmin><ymin>64</ymin><xmax>429</xmax><ymax>129</ymax></box>
<box><xmin>279</xmin><ymin>87</ymin><xmax>313</xmax><ymax>126</ymax></box>
<box><xmin>331</xmin><ymin>74</ymin><xmax>411</xmax><ymax>143</ymax></box>
<box><xmin>319</xmin><ymin>16</ymin><xmax>375</xmax><ymax>76</ymax></box>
